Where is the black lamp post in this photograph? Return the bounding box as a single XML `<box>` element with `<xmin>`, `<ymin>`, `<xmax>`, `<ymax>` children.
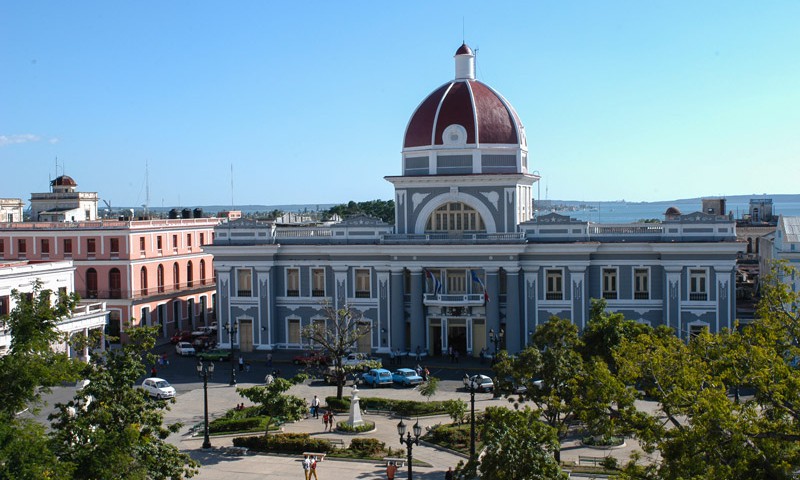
<box><xmin>196</xmin><ymin>360</ymin><xmax>215</xmax><ymax>449</ymax></box>
<box><xmin>397</xmin><ymin>418</ymin><xmax>422</xmax><ymax>480</ymax></box>
<box><xmin>489</xmin><ymin>328</ymin><xmax>504</xmax><ymax>363</ymax></box>
<box><xmin>224</xmin><ymin>320</ymin><xmax>238</xmax><ymax>386</ymax></box>
<box><xmin>463</xmin><ymin>374</ymin><xmax>478</xmax><ymax>462</ymax></box>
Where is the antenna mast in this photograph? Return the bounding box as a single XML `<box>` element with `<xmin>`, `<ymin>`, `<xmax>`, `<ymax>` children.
<box><xmin>230</xmin><ymin>163</ymin><xmax>234</xmax><ymax>208</ymax></box>
<box><xmin>145</xmin><ymin>160</ymin><xmax>151</xmax><ymax>217</ymax></box>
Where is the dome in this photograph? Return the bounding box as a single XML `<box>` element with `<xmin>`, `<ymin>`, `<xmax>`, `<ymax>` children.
<box><xmin>665</xmin><ymin>206</ymin><xmax>682</xmax><ymax>216</ymax></box>
<box><xmin>403</xmin><ymin>44</ymin><xmax>525</xmax><ymax>150</ymax></box>
<box><xmin>51</xmin><ymin>175</ymin><xmax>77</xmax><ymax>187</ymax></box>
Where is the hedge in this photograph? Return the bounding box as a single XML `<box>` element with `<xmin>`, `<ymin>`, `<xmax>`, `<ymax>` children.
<box><xmin>233</xmin><ymin>433</ymin><xmax>334</xmax><ymax>454</ymax></box>
<box><xmin>324</xmin><ymin>396</ymin><xmax>449</xmax><ymax>417</ymax></box>
<box><xmin>208</xmin><ymin>416</ymin><xmax>266</xmax><ymax>434</ymax></box>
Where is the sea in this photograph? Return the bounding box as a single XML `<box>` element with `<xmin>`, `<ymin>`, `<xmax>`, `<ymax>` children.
<box><xmin>543</xmin><ymin>196</ymin><xmax>800</xmax><ymax>224</ymax></box>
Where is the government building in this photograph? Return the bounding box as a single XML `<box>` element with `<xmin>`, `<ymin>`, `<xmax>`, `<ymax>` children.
<box><xmin>206</xmin><ymin>44</ymin><xmax>744</xmax><ymax>356</ymax></box>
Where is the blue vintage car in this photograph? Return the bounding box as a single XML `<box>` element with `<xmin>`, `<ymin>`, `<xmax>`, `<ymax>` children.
<box><xmin>392</xmin><ymin>368</ymin><xmax>423</xmax><ymax>387</ymax></box>
<box><xmin>362</xmin><ymin>368</ymin><xmax>393</xmax><ymax>387</ymax></box>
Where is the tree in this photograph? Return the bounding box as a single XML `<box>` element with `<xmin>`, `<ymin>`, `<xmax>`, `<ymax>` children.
<box><xmin>579</xmin><ymin>298</ymin><xmax>652</xmax><ymax>373</ymax></box>
<box><xmin>419</xmin><ymin>376</ymin><xmax>440</xmax><ymax>402</ymax></box>
<box><xmin>301</xmin><ymin>303</ymin><xmax>372</xmax><ymax>399</ymax></box>
<box><xmin>237</xmin><ymin>375</ymin><xmax>308</xmax><ymax>423</ymax></box>
<box><xmin>0</xmin><ymin>284</ymin><xmax>83</xmax><ymax>479</ymax></box>
<box><xmin>494</xmin><ymin>316</ymin><xmax>584</xmax><ymax>462</ymax></box>
<box><xmin>324</xmin><ymin>199</ymin><xmax>395</xmax><ymax>223</ymax></box>
<box><xmin>48</xmin><ymin>327</ymin><xmax>199</xmax><ymax>479</ymax></box>
<box><xmin>476</xmin><ymin>407</ymin><xmax>567</xmax><ymax>480</ymax></box>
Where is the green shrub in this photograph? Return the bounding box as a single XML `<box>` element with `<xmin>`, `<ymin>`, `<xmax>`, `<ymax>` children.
<box><xmin>349</xmin><ymin>438</ymin><xmax>385</xmax><ymax>456</ymax></box>
<box><xmin>208</xmin><ymin>416</ymin><xmax>265</xmax><ymax>434</ymax></box>
<box><xmin>325</xmin><ymin>396</ymin><xmax>350</xmax><ymax>412</ymax></box>
<box><xmin>443</xmin><ymin>399</ymin><xmax>467</xmax><ymax>424</ymax></box>
<box><xmin>336</xmin><ymin>420</ymin><xmax>374</xmax><ymax>433</ymax></box>
<box><xmin>233</xmin><ymin>433</ymin><xmax>334</xmax><ymax>454</ymax></box>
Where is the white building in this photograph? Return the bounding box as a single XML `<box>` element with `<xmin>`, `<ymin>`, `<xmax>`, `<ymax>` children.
<box><xmin>0</xmin><ymin>198</ymin><xmax>24</xmax><ymax>222</ymax></box>
<box><xmin>760</xmin><ymin>215</ymin><xmax>800</xmax><ymax>294</ymax></box>
<box><xmin>29</xmin><ymin>175</ymin><xmax>99</xmax><ymax>222</ymax></box>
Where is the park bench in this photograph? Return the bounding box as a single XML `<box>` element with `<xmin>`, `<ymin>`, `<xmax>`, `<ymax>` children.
<box><xmin>302</xmin><ymin>452</ymin><xmax>327</xmax><ymax>462</ymax></box>
<box><xmin>578</xmin><ymin>455</ymin><xmax>607</xmax><ymax>466</ymax></box>
<box><xmin>327</xmin><ymin>438</ymin><xmax>345</xmax><ymax>448</ymax></box>
<box><xmin>383</xmin><ymin>457</ymin><xmax>406</xmax><ymax>468</ymax></box>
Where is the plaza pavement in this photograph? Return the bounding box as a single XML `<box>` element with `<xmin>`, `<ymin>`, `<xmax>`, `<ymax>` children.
<box><xmin>162</xmin><ymin>352</ymin><xmax>660</xmax><ymax>479</ymax></box>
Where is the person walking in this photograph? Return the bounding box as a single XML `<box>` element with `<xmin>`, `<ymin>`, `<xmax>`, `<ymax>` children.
<box><xmin>309</xmin><ymin>456</ymin><xmax>318</xmax><ymax>480</ymax></box>
<box><xmin>445</xmin><ymin>466</ymin><xmax>454</xmax><ymax>480</ymax></box>
<box><xmin>302</xmin><ymin>455</ymin><xmax>312</xmax><ymax>480</ymax></box>
<box><xmin>238</xmin><ymin>355</ymin><xmax>244</xmax><ymax>372</ymax></box>
<box><xmin>327</xmin><ymin>410</ymin><xmax>335</xmax><ymax>431</ymax></box>
<box><xmin>386</xmin><ymin>461</ymin><xmax>398</xmax><ymax>480</ymax></box>
<box><xmin>322</xmin><ymin>411</ymin><xmax>329</xmax><ymax>431</ymax></box>
<box><xmin>266</xmin><ymin>352</ymin><xmax>273</xmax><ymax>367</ymax></box>
<box><xmin>311</xmin><ymin>395</ymin><xmax>320</xmax><ymax>419</ymax></box>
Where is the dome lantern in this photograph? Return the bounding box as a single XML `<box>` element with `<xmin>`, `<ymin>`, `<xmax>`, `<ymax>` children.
<box><xmin>454</xmin><ymin>43</ymin><xmax>475</xmax><ymax>80</ymax></box>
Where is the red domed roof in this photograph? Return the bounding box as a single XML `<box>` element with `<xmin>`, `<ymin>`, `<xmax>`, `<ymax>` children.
<box><xmin>455</xmin><ymin>43</ymin><xmax>473</xmax><ymax>55</ymax></box>
<box><xmin>51</xmin><ymin>175</ymin><xmax>77</xmax><ymax>187</ymax></box>
<box><xmin>403</xmin><ymin>79</ymin><xmax>523</xmax><ymax>148</ymax></box>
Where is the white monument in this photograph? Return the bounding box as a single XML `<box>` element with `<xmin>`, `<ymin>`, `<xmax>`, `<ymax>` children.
<box><xmin>346</xmin><ymin>385</ymin><xmax>364</xmax><ymax>427</ymax></box>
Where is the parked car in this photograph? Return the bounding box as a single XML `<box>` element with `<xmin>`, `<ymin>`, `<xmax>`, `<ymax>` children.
<box><xmin>468</xmin><ymin>374</ymin><xmax>494</xmax><ymax>392</ymax></box>
<box><xmin>191</xmin><ymin>326</ymin><xmax>215</xmax><ymax>337</ymax></box>
<box><xmin>292</xmin><ymin>350</ymin><xmax>331</xmax><ymax>366</ymax></box>
<box><xmin>175</xmin><ymin>341</ymin><xmax>196</xmax><ymax>356</ymax></box>
<box><xmin>141</xmin><ymin>377</ymin><xmax>176</xmax><ymax>399</ymax></box>
<box><xmin>169</xmin><ymin>330</ymin><xmax>193</xmax><ymax>344</ymax></box>
<box><xmin>341</xmin><ymin>352</ymin><xmax>382</xmax><ymax>371</ymax></box>
<box><xmin>392</xmin><ymin>368</ymin><xmax>423</xmax><ymax>387</ymax></box>
<box><xmin>196</xmin><ymin>349</ymin><xmax>231</xmax><ymax>362</ymax></box>
<box><xmin>362</xmin><ymin>368</ymin><xmax>393</xmax><ymax>387</ymax></box>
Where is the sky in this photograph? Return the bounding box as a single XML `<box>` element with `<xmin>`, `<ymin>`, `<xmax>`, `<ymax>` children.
<box><xmin>2</xmin><ymin>1</ymin><xmax>799</xmax><ymax>209</ymax></box>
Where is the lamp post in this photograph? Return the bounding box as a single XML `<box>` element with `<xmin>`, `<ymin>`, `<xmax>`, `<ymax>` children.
<box><xmin>397</xmin><ymin>418</ymin><xmax>422</xmax><ymax>480</ymax></box>
<box><xmin>463</xmin><ymin>375</ymin><xmax>478</xmax><ymax>462</ymax></box>
<box><xmin>488</xmin><ymin>328</ymin><xmax>504</xmax><ymax>364</ymax></box>
<box><xmin>196</xmin><ymin>360</ymin><xmax>215</xmax><ymax>449</ymax></box>
<box><xmin>224</xmin><ymin>320</ymin><xmax>238</xmax><ymax>386</ymax></box>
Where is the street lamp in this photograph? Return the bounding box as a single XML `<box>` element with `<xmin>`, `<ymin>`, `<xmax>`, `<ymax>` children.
<box><xmin>196</xmin><ymin>360</ymin><xmax>215</xmax><ymax>449</ymax></box>
<box><xmin>489</xmin><ymin>328</ymin><xmax>504</xmax><ymax>363</ymax></box>
<box><xmin>224</xmin><ymin>320</ymin><xmax>238</xmax><ymax>386</ymax></box>
<box><xmin>397</xmin><ymin>418</ymin><xmax>422</xmax><ymax>480</ymax></box>
<box><xmin>462</xmin><ymin>374</ymin><xmax>478</xmax><ymax>462</ymax></box>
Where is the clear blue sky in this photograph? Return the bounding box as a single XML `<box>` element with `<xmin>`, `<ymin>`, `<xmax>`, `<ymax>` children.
<box><xmin>2</xmin><ymin>1</ymin><xmax>799</xmax><ymax>209</ymax></box>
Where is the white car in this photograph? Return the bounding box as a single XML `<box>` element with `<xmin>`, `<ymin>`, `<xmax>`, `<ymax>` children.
<box><xmin>468</xmin><ymin>374</ymin><xmax>495</xmax><ymax>393</ymax></box>
<box><xmin>175</xmin><ymin>341</ymin><xmax>196</xmax><ymax>356</ymax></box>
<box><xmin>142</xmin><ymin>377</ymin><xmax>176</xmax><ymax>399</ymax></box>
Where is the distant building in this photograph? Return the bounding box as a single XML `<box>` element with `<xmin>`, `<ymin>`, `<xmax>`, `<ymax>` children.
<box><xmin>29</xmin><ymin>175</ymin><xmax>99</xmax><ymax>222</ymax></box>
<box><xmin>206</xmin><ymin>44</ymin><xmax>744</xmax><ymax>356</ymax></box>
<box><xmin>0</xmin><ymin>198</ymin><xmax>24</xmax><ymax>222</ymax></box>
<box><xmin>217</xmin><ymin>210</ymin><xmax>242</xmax><ymax>221</ymax></box>
<box><xmin>1</xmin><ymin>184</ymin><xmax>220</xmax><ymax>343</ymax></box>
<box><xmin>760</xmin><ymin>215</ymin><xmax>800</xmax><ymax>295</ymax></box>
<box><xmin>0</xmin><ymin>260</ymin><xmax>108</xmax><ymax>359</ymax></box>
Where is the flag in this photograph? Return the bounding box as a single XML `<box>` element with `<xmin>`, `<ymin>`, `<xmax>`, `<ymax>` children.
<box><xmin>471</xmin><ymin>269</ymin><xmax>490</xmax><ymax>303</ymax></box>
<box><xmin>425</xmin><ymin>269</ymin><xmax>442</xmax><ymax>294</ymax></box>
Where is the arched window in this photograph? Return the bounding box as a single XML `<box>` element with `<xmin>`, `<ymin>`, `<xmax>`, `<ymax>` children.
<box><xmin>140</xmin><ymin>267</ymin><xmax>148</xmax><ymax>296</ymax></box>
<box><xmin>425</xmin><ymin>202</ymin><xmax>485</xmax><ymax>233</ymax></box>
<box><xmin>173</xmin><ymin>262</ymin><xmax>180</xmax><ymax>290</ymax></box>
<box><xmin>200</xmin><ymin>259</ymin><xmax>207</xmax><ymax>285</ymax></box>
<box><xmin>157</xmin><ymin>264</ymin><xmax>165</xmax><ymax>293</ymax></box>
<box><xmin>109</xmin><ymin>268</ymin><xmax>121</xmax><ymax>299</ymax></box>
<box><xmin>187</xmin><ymin>261</ymin><xmax>194</xmax><ymax>287</ymax></box>
<box><xmin>86</xmin><ymin>268</ymin><xmax>98</xmax><ymax>298</ymax></box>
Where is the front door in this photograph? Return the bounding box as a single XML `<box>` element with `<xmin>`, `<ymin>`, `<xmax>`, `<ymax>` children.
<box><xmin>356</xmin><ymin>322</ymin><xmax>371</xmax><ymax>352</ymax></box>
<box><xmin>447</xmin><ymin>319</ymin><xmax>467</xmax><ymax>357</ymax></box>
<box><xmin>239</xmin><ymin>319</ymin><xmax>253</xmax><ymax>352</ymax></box>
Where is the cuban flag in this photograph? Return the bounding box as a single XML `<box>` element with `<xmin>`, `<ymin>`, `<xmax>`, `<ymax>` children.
<box><xmin>471</xmin><ymin>269</ymin><xmax>490</xmax><ymax>303</ymax></box>
<box><xmin>425</xmin><ymin>269</ymin><xmax>442</xmax><ymax>294</ymax></box>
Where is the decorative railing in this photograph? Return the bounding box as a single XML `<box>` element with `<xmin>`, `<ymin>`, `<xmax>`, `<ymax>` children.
<box><xmin>79</xmin><ymin>281</ymin><xmax>215</xmax><ymax>300</ymax></box>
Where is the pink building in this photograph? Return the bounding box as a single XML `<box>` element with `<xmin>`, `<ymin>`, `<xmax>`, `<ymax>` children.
<box><xmin>0</xmin><ymin>217</ymin><xmax>219</xmax><ymax>342</ymax></box>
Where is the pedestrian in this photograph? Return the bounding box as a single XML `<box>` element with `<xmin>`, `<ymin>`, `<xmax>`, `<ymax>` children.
<box><xmin>302</xmin><ymin>455</ymin><xmax>312</xmax><ymax>480</ymax></box>
<box><xmin>423</xmin><ymin>366</ymin><xmax>430</xmax><ymax>381</ymax></box>
<box><xmin>415</xmin><ymin>345</ymin><xmax>421</xmax><ymax>362</ymax></box>
<box><xmin>386</xmin><ymin>461</ymin><xmax>398</xmax><ymax>480</ymax></box>
<box><xmin>327</xmin><ymin>410</ymin><xmax>335</xmax><ymax>431</ymax></box>
<box><xmin>150</xmin><ymin>366</ymin><xmax>157</xmax><ymax>377</ymax></box>
<box><xmin>245</xmin><ymin>362</ymin><xmax>251</xmax><ymax>373</ymax></box>
<box><xmin>266</xmin><ymin>352</ymin><xmax>273</xmax><ymax>367</ymax></box>
<box><xmin>309</xmin><ymin>456</ymin><xmax>318</xmax><ymax>480</ymax></box>
<box><xmin>454</xmin><ymin>349</ymin><xmax>459</xmax><ymax>363</ymax></box>
<box><xmin>389</xmin><ymin>348</ymin><xmax>395</xmax><ymax>366</ymax></box>
<box><xmin>322</xmin><ymin>411</ymin><xmax>329</xmax><ymax>431</ymax></box>
<box><xmin>445</xmin><ymin>466</ymin><xmax>454</xmax><ymax>480</ymax></box>
<box><xmin>311</xmin><ymin>395</ymin><xmax>320</xmax><ymax>418</ymax></box>
<box><xmin>238</xmin><ymin>355</ymin><xmax>244</xmax><ymax>372</ymax></box>
<box><xmin>479</xmin><ymin>347</ymin><xmax>486</xmax><ymax>364</ymax></box>
<box><xmin>448</xmin><ymin>345</ymin><xmax>454</xmax><ymax>363</ymax></box>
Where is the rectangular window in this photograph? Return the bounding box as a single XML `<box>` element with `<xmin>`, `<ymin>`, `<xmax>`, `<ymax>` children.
<box><xmin>355</xmin><ymin>269</ymin><xmax>371</xmax><ymax>298</ymax></box>
<box><xmin>446</xmin><ymin>270</ymin><xmax>467</xmax><ymax>294</ymax></box>
<box><xmin>634</xmin><ymin>268</ymin><xmax>649</xmax><ymax>300</ymax></box>
<box><xmin>200</xmin><ymin>233</ymin><xmax>205</xmax><ymax>245</ymax></box>
<box><xmin>689</xmin><ymin>269</ymin><xmax>707</xmax><ymax>301</ymax></box>
<box><xmin>545</xmin><ymin>269</ymin><xmax>563</xmax><ymax>300</ymax></box>
<box><xmin>0</xmin><ymin>295</ymin><xmax>9</xmax><ymax>317</ymax></box>
<box><xmin>63</xmin><ymin>239</ymin><xmax>73</xmax><ymax>257</ymax></box>
<box><xmin>17</xmin><ymin>239</ymin><xmax>26</xmax><ymax>257</ymax></box>
<box><xmin>172</xmin><ymin>235</ymin><xmax>178</xmax><ymax>252</ymax></box>
<box><xmin>87</xmin><ymin>238</ymin><xmax>96</xmax><ymax>256</ymax></box>
<box><xmin>139</xmin><ymin>237</ymin><xmax>146</xmax><ymax>253</ymax></box>
<box><xmin>0</xmin><ymin>239</ymin><xmax>4</xmax><ymax>259</ymax></box>
<box><xmin>602</xmin><ymin>268</ymin><xmax>617</xmax><ymax>300</ymax></box>
<box><xmin>236</xmin><ymin>268</ymin><xmax>253</xmax><ymax>297</ymax></box>
<box><xmin>110</xmin><ymin>238</ymin><xmax>120</xmax><ymax>256</ymax></box>
<box><xmin>157</xmin><ymin>236</ymin><xmax>163</xmax><ymax>251</ymax></box>
<box><xmin>311</xmin><ymin>268</ymin><xmax>325</xmax><ymax>297</ymax></box>
<box><xmin>286</xmin><ymin>268</ymin><xmax>300</xmax><ymax>297</ymax></box>
<box><xmin>41</xmin><ymin>239</ymin><xmax>50</xmax><ymax>256</ymax></box>
<box><xmin>186</xmin><ymin>233</ymin><xmax>192</xmax><ymax>247</ymax></box>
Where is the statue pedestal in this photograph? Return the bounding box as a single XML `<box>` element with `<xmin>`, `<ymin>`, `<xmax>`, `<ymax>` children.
<box><xmin>347</xmin><ymin>385</ymin><xmax>364</xmax><ymax>427</ymax></box>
